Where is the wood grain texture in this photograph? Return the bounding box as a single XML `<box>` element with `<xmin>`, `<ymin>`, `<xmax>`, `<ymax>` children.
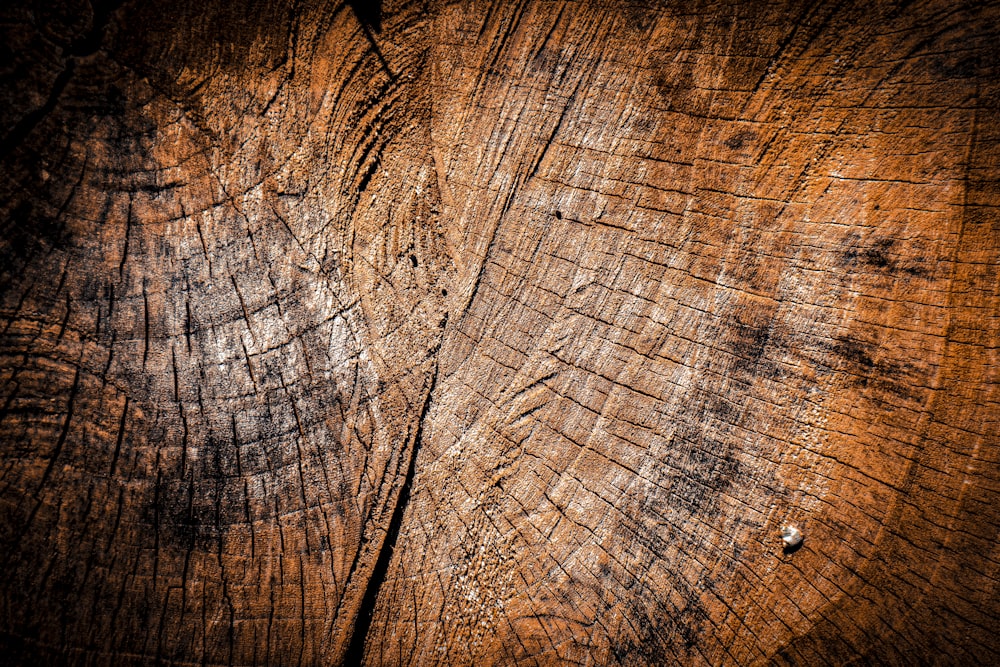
<box><xmin>0</xmin><ymin>0</ymin><xmax>997</xmax><ymax>665</ymax></box>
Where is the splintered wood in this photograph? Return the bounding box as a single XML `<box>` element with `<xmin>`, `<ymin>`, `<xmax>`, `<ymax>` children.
<box><xmin>0</xmin><ymin>1</ymin><xmax>997</xmax><ymax>665</ymax></box>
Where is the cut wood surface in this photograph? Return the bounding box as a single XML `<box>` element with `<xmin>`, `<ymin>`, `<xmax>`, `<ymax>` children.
<box><xmin>1</xmin><ymin>1</ymin><xmax>998</xmax><ymax>665</ymax></box>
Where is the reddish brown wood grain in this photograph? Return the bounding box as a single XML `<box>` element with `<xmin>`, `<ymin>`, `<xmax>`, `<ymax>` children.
<box><xmin>0</xmin><ymin>1</ymin><xmax>998</xmax><ymax>665</ymax></box>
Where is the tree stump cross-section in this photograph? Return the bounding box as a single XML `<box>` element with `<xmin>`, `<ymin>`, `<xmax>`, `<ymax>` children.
<box><xmin>1</xmin><ymin>1</ymin><xmax>998</xmax><ymax>665</ymax></box>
